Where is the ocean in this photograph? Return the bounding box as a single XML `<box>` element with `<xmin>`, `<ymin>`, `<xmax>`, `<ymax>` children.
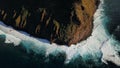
<box><xmin>0</xmin><ymin>0</ymin><xmax>120</xmax><ymax>68</ymax></box>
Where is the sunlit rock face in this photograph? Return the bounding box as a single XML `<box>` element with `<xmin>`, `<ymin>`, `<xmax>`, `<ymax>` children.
<box><xmin>0</xmin><ymin>0</ymin><xmax>120</xmax><ymax>68</ymax></box>
<box><xmin>0</xmin><ymin>0</ymin><xmax>99</xmax><ymax>46</ymax></box>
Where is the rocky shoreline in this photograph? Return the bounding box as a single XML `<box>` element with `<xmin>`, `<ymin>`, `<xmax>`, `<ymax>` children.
<box><xmin>0</xmin><ymin>0</ymin><xmax>99</xmax><ymax>46</ymax></box>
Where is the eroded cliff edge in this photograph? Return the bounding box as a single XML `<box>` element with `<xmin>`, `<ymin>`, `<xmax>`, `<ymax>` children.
<box><xmin>0</xmin><ymin>0</ymin><xmax>99</xmax><ymax>46</ymax></box>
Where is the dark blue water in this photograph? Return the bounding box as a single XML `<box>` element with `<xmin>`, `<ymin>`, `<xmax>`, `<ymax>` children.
<box><xmin>0</xmin><ymin>0</ymin><xmax>120</xmax><ymax>68</ymax></box>
<box><xmin>104</xmin><ymin>0</ymin><xmax>120</xmax><ymax>41</ymax></box>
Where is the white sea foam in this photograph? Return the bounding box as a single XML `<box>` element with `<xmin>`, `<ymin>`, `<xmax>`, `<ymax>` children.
<box><xmin>0</xmin><ymin>0</ymin><xmax>120</xmax><ymax>67</ymax></box>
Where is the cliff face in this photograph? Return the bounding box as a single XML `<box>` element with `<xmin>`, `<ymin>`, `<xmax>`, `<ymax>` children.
<box><xmin>0</xmin><ymin>0</ymin><xmax>99</xmax><ymax>46</ymax></box>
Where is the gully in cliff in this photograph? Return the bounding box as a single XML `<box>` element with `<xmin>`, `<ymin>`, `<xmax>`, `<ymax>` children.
<box><xmin>0</xmin><ymin>0</ymin><xmax>99</xmax><ymax>46</ymax></box>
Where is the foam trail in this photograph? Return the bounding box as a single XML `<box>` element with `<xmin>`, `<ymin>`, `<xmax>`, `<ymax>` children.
<box><xmin>0</xmin><ymin>0</ymin><xmax>120</xmax><ymax>67</ymax></box>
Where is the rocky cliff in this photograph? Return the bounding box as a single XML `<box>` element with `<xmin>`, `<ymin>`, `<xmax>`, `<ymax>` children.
<box><xmin>0</xmin><ymin>0</ymin><xmax>99</xmax><ymax>46</ymax></box>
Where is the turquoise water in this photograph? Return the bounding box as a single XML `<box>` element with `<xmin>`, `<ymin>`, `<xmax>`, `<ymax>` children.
<box><xmin>0</xmin><ymin>0</ymin><xmax>120</xmax><ymax>68</ymax></box>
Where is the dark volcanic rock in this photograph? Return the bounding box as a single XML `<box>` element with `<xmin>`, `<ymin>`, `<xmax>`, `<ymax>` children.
<box><xmin>0</xmin><ymin>0</ymin><xmax>99</xmax><ymax>46</ymax></box>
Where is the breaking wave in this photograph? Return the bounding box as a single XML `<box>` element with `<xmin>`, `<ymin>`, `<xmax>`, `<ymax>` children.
<box><xmin>0</xmin><ymin>0</ymin><xmax>120</xmax><ymax>68</ymax></box>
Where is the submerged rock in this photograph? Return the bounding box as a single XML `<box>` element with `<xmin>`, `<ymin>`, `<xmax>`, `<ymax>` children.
<box><xmin>0</xmin><ymin>0</ymin><xmax>99</xmax><ymax>46</ymax></box>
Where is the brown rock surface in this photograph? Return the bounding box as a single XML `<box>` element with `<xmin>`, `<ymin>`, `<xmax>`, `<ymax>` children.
<box><xmin>0</xmin><ymin>0</ymin><xmax>99</xmax><ymax>46</ymax></box>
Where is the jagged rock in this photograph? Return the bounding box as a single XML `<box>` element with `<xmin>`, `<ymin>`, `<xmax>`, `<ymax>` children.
<box><xmin>0</xmin><ymin>0</ymin><xmax>99</xmax><ymax>46</ymax></box>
